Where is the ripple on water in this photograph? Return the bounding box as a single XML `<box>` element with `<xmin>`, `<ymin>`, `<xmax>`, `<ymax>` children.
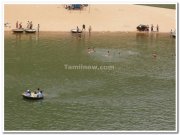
<box><xmin>88</xmin><ymin>48</ymin><xmax>140</xmax><ymax>62</ymax></box>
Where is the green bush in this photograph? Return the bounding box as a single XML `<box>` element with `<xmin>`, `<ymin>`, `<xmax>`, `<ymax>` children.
<box><xmin>137</xmin><ymin>4</ymin><xmax>176</xmax><ymax>9</ymax></box>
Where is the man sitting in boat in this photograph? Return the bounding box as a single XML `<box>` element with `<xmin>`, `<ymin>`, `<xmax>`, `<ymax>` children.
<box><xmin>37</xmin><ymin>90</ymin><xmax>43</xmax><ymax>98</ymax></box>
<box><xmin>36</xmin><ymin>88</ymin><xmax>42</xmax><ymax>97</ymax></box>
<box><xmin>25</xmin><ymin>89</ymin><xmax>31</xmax><ymax>97</ymax></box>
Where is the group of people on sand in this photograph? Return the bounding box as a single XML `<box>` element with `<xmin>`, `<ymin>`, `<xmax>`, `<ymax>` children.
<box><xmin>25</xmin><ymin>88</ymin><xmax>43</xmax><ymax>97</ymax></box>
<box><xmin>144</xmin><ymin>24</ymin><xmax>159</xmax><ymax>32</ymax></box>
<box><xmin>150</xmin><ymin>24</ymin><xmax>159</xmax><ymax>32</ymax></box>
<box><xmin>76</xmin><ymin>24</ymin><xmax>92</xmax><ymax>33</ymax></box>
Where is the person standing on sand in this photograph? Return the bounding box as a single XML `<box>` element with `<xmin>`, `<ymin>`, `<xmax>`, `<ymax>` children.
<box><xmin>147</xmin><ymin>24</ymin><xmax>149</xmax><ymax>31</ymax></box>
<box><xmin>37</xmin><ymin>24</ymin><xmax>40</xmax><ymax>32</ymax></box>
<box><xmin>88</xmin><ymin>25</ymin><xmax>92</xmax><ymax>34</ymax></box>
<box><xmin>16</xmin><ymin>21</ymin><xmax>18</xmax><ymax>28</ymax></box>
<box><xmin>156</xmin><ymin>24</ymin><xmax>159</xmax><ymax>32</ymax></box>
<box><xmin>82</xmin><ymin>24</ymin><xmax>85</xmax><ymax>31</ymax></box>
<box><xmin>151</xmin><ymin>24</ymin><xmax>154</xmax><ymax>32</ymax></box>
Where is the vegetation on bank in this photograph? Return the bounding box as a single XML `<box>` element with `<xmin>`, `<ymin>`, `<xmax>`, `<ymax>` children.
<box><xmin>137</xmin><ymin>4</ymin><xmax>176</xmax><ymax>9</ymax></box>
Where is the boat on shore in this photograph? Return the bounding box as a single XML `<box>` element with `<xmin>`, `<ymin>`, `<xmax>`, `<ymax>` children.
<box><xmin>136</xmin><ymin>24</ymin><xmax>149</xmax><ymax>31</ymax></box>
<box><xmin>25</xmin><ymin>29</ymin><xmax>36</xmax><ymax>33</ymax></box>
<box><xmin>22</xmin><ymin>91</ymin><xmax>44</xmax><ymax>100</ymax></box>
<box><xmin>12</xmin><ymin>28</ymin><xmax>24</xmax><ymax>33</ymax></box>
<box><xmin>172</xmin><ymin>32</ymin><xmax>176</xmax><ymax>38</ymax></box>
<box><xmin>71</xmin><ymin>29</ymin><xmax>82</xmax><ymax>33</ymax></box>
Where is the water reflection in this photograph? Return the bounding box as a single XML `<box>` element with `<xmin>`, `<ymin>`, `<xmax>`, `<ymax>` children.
<box><xmin>136</xmin><ymin>32</ymin><xmax>159</xmax><ymax>40</ymax></box>
<box><xmin>136</xmin><ymin>32</ymin><xmax>161</xmax><ymax>47</ymax></box>
<box><xmin>23</xmin><ymin>98</ymin><xmax>44</xmax><ymax>104</ymax></box>
<box><xmin>13</xmin><ymin>33</ymin><xmax>22</xmax><ymax>46</ymax></box>
<box><xmin>136</xmin><ymin>32</ymin><xmax>149</xmax><ymax>40</ymax></box>
<box><xmin>13</xmin><ymin>32</ymin><xmax>40</xmax><ymax>45</ymax></box>
<box><xmin>71</xmin><ymin>33</ymin><xmax>82</xmax><ymax>39</ymax></box>
<box><xmin>13</xmin><ymin>33</ymin><xmax>22</xmax><ymax>40</ymax></box>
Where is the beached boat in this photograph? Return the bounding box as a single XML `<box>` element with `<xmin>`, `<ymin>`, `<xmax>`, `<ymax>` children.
<box><xmin>12</xmin><ymin>28</ymin><xmax>24</xmax><ymax>33</ymax></box>
<box><xmin>25</xmin><ymin>29</ymin><xmax>36</xmax><ymax>33</ymax></box>
<box><xmin>172</xmin><ymin>32</ymin><xmax>176</xmax><ymax>38</ymax></box>
<box><xmin>137</xmin><ymin>24</ymin><xmax>149</xmax><ymax>31</ymax></box>
<box><xmin>22</xmin><ymin>91</ymin><xmax>44</xmax><ymax>100</ymax></box>
<box><xmin>71</xmin><ymin>29</ymin><xmax>82</xmax><ymax>33</ymax></box>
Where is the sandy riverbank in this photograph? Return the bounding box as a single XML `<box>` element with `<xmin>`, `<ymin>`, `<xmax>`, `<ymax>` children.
<box><xmin>4</xmin><ymin>4</ymin><xmax>176</xmax><ymax>32</ymax></box>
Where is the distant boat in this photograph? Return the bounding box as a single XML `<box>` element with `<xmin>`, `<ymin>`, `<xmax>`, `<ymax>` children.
<box><xmin>12</xmin><ymin>28</ymin><xmax>24</xmax><ymax>33</ymax></box>
<box><xmin>71</xmin><ymin>29</ymin><xmax>82</xmax><ymax>33</ymax></box>
<box><xmin>25</xmin><ymin>29</ymin><xmax>36</xmax><ymax>33</ymax></box>
<box><xmin>22</xmin><ymin>91</ymin><xmax>44</xmax><ymax>100</ymax></box>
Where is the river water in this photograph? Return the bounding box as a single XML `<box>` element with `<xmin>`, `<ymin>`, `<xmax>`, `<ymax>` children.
<box><xmin>4</xmin><ymin>32</ymin><xmax>176</xmax><ymax>131</ymax></box>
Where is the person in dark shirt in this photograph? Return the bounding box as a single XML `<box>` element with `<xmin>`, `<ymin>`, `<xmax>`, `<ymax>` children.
<box><xmin>82</xmin><ymin>24</ymin><xmax>85</xmax><ymax>31</ymax></box>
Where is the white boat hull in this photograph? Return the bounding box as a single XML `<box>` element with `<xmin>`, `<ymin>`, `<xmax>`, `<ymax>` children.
<box><xmin>12</xmin><ymin>28</ymin><xmax>24</xmax><ymax>33</ymax></box>
<box><xmin>25</xmin><ymin>29</ymin><xmax>36</xmax><ymax>33</ymax></box>
<box><xmin>71</xmin><ymin>29</ymin><xmax>82</xmax><ymax>33</ymax></box>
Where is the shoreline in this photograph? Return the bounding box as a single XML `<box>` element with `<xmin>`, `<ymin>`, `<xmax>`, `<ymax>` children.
<box><xmin>4</xmin><ymin>30</ymin><xmax>171</xmax><ymax>34</ymax></box>
<box><xmin>4</xmin><ymin>4</ymin><xmax>176</xmax><ymax>33</ymax></box>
